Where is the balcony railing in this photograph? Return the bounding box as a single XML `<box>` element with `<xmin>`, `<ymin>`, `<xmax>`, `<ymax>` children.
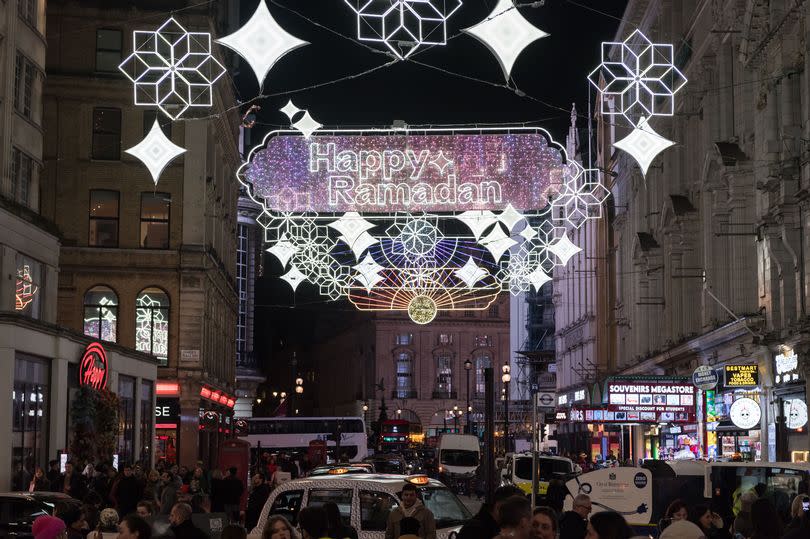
<box><xmin>431</xmin><ymin>390</ymin><xmax>458</xmax><ymax>400</ymax></box>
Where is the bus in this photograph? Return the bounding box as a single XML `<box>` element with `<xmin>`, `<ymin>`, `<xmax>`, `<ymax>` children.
<box><xmin>381</xmin><ymin>419</ymin><xmax>410</xmax><ymax>450</ymax></box>
<box><xmin>238</xmin><ymin>417</ymin><xmax>368</xmax><ymax>463</ymax></box>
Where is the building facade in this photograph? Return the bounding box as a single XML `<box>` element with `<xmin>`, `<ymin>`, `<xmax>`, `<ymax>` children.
<box><xmin>41</xmin><ymin>0</ymin><xmax>242</xmax><ymax>467</ymax></box>
<box><xmin>559</xmin><ymin>0</ymin><xmax>810</xmax><ymax>462</ymax></box>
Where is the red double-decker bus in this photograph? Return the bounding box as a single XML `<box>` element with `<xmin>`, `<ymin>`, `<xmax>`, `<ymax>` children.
<box><xmin>381</xmin><ymin>419</ymin><xmax>410</xmax><ymax>449</ymax></box>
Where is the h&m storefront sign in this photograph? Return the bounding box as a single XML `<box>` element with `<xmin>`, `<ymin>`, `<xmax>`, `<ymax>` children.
<box><xmin>723</xmin><ymin>364</ymin><xmax>759</xmax><ymax>387</ymax></box>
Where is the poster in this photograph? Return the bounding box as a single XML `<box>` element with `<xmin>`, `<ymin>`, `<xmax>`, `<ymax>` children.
<box><xmin>563</xmin><ymin>467</ymin><xmax>653</xmax><ymax>524</ymax></box>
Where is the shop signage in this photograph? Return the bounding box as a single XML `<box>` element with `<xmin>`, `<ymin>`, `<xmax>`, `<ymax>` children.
<box><xmin>569</xmin><ymin>405</ymin><xmax>694</xmax><ymax>424</ymax></box>
<box><xmin>79</xmin><ymin>342</ymin><xmax>109</xmax><ymax>390</ymax></box>
<box><xmin>558</xmin><ymin>395</ymin><xmax>568</xmax><ymax>406</ymax></box>
<box><xmin>574</xmin><ymin>389</ymin><xmax>587</xmax><ymax>402</ymax></box>
<box><xmin>775</xmin><ymin>349</ymin><xmax>801</xmax><ymax>384</ymax></box>
<box><xmin>606</xmin><ymin>377</ymin><xmax>696</xmax><ymax>423</ymax></box>
<box><xmin>536</xmin><ymin>391</ymin><xmax>556</xmax><ymax>409</ymax></box>
<box><xmin>723</xmin><ymin>365</ymin><xmax>759</xmax><ymax>387</ymax></box>
<box><xmin>155</xmin><ymin>398</ymin><xmax>180</xmax><ymax>423</ymax></box>
<box><xmin>729</xmin><ymin>397</ymin><xmax>761</xmax><ymax>430</ymax></box>
<box><xmin>555</xmin><ymin>411</ymin><xmax>568</xmax><ymax>422</ymax></box>
<box><xmin>692</xmin><ymin>365</ymin><xmax>719</xmax><ymax>390</ymax></box>
<box><xmin>785</xmin><ymin>399</ymin><xmax>808</xmax><ymax>430</ymax></box>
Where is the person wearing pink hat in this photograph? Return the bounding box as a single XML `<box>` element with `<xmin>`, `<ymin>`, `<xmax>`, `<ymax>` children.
<box><xmin>31</xmin><ymin>515</ymin><xmax>67</xmax><ymax>539</ymax></box>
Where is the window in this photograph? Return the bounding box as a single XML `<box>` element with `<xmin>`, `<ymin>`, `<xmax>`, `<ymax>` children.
<box><xmin>421</xmin><ymin>487</ymin><xmax>471</xmax><ymax>528</ymax></box>
<box><xmin>140</xmin><ymin>193</ymin><xmax>170</xmax><ymax>248</ymax></box>
<box><xmin>475</xmin><ymin>354</ymin><xmax>492</xmax><ymax>395</ymax></box>
<box><xmin>308</xmin><ymin>489</ymin><xmax>352</xmax><ymax>526</ymax></box>
<box><xmin>464</xmin><ymin>310</ymin><xmax>475</xmax><ymax>318</ymax></box>
<box><xmin>395</xmin><ymin>333</ymin><xmax>413</xmax><ymax>346</ymax></box>
<box><xmin>17</xmin><ymin>0</ymin><xmax>37</xmax><ymax>27</ymax></box>
<box><xmin>395</xmin><ymin>351</ymin><xmax>414</xmax><ymax>398</ymax></box>
<box><xmin>96</xmin><ymin>29</ymin><xmax>122</xmax><ymax>73</ymax></box>
<box><xmin>83</xmin><ymin>286</ymin><xmax>118</xmax><ymax>342</ymax></box>
<box><xmin>88</xmin><ymin>190</ymin><xmax>119</xmax><ymax>247</ymax></box>
<box><xmin>489</xmin><ymin>305</ymin><xmax>499</xmax><ymax>317</ymax></box>
<box><xmin>15</xmin><ymin>254</ymin><xmax>42</xmax><ymax>319</ymax></box>
<box><xmin>435</xmin><ymin>353</ymin><xmax>452</xmax><ymax>396</ymax></box>
<box><xmin>269</xmin><ymin>490</ymin><xmax>303</xmax><ymax>523</ymax></box>
<box><xmin>136</xmin><ymin>288</ymin><xmax>169</xmax><ymax>365</ymax></box>
<box><xmin>438</xmin><ymin>333</ymin><xmax>452</xmax><ymax>345</ymax></box>
<box><xmin>118</xmin><ymin>375</ymin><xmax>135</xmax><ymax>466</ymax></box>
<box><xmin>12</xmin><ymin>354</ymin><xmax>49</xmax><ymax>491</ymax></box>
<box><xmin>13</xmin><ymin>52</ymin><xmax>37</xmax><ymax>120</ymax></box>
<box><xmin>9</xmin><ymin>147</ymin><xmax>34</xmax><ymax>206</ymax></box>
<box><xmin>360</xmin><ymin>490</ymin><xmax>399</xmax><ymax>531</ymax></box>
<box><xmin>475</xmin><ymin>335</ymin><xmax>492</xmax><ymax>348</ymax></box>
<box><xmin>143</xmin><ymin>110</ymin><xmax>172</xmax><ymax>138</ymax></box>
<box><xmin>92</xmin><ymin>108</ymin><xmax>121</xmax><ymax>160</ymax></box>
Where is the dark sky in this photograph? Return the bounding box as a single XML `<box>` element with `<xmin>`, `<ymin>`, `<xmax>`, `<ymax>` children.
<box><xmin>241</xmin><ymin>0</ymin><xmax>630</xmax><ymax>371</ymax></box>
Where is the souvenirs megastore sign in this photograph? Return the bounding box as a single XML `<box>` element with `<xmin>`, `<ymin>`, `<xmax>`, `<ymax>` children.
<box><xmin>605</xmin><ymin>377</ymin><xmax>696</xmax><ymax>423</ymax></box>
<box><xmin>239</xmin><ymin>127</ymin><xmax>611</xmax><ymax>324</ymax></box>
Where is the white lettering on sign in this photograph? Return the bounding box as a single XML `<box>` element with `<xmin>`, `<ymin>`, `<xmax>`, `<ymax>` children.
<box><xmin>558</xmin><ymin>395</ymin><xmax>568</xmax><ymax>405</ymax></box>
<box><xmin>608</xmin><ymin>384</ymin><xmax>693</xmax><ymax>394</ymax></box>
<box><xmin>574</xmin><ymin>389</ymin><xmax>586</xmax><ymax>401</ymax></box>
<box><xmin>155</xmin><ymin>406</ymin><xmax>171</xmax><ymax>417</ymax></box>
<box><xmin>775</xmin><ymin>351</ymin><xmax>800</xmax><ymax>384</ymax></box>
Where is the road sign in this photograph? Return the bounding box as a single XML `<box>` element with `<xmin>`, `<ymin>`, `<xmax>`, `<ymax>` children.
<box><xmin>536</xmin><ymin>391</ymin><xmax>556</xmax><ymax>410</ymax></box>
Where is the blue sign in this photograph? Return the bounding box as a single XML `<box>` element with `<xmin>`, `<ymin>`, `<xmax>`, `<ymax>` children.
<box><xmin>692</xmin><ymin>365</ymin><xmax>719</xmax><ymax>390</ymax></box>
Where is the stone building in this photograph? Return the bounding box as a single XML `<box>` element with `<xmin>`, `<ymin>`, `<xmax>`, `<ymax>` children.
<box><xmin>41</xmin><ymin>0</ymin><xmax>241</xmax><ymax>467</ymax></box>
<box><xmin>561</xmin><ymin>0</ymin><xmax>810</xmax><ymax>462</ymax></box>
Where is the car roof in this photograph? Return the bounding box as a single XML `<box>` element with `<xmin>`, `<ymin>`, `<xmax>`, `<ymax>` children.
<box><xmin>509</xmin><ymin>453</ymin><xmax>573</xmax><ymax>463</ymax></box>
<box><xmin>0</xmin><ymin>492</ymin><xmax>76</xmax><ymax>501</ymax></box>
<box><xmin>274</xmin><ymin>474</ymin><xmax>444</xmax><ymax>491</ymax></box>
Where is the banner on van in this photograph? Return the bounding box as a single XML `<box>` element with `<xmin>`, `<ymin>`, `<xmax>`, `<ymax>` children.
<box><xmin>563</xmin><ymin>467</ymin><xmax>653</xmax><ymax>524</ymax></box>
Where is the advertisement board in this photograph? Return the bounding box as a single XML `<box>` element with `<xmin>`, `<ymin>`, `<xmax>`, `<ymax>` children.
<box><xmin>605</xmin><ymin>377</ymin><xmax>696</xmax><ymax>423</ymax></box>
<box><xmin>563</xmin><ymin>467</ymin><xmax>653</xmax><ymax>524</ymax></box>
<box><xmin>723</xmin><ymin>365</ymin><xmax>759</xmax><ymax>387</ymax></box>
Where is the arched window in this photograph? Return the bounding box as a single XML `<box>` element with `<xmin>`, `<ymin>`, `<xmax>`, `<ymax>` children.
<box><xmin>434</xmin><ymin>352</ymin><xmax>453</xmax><ymax>398</ymax></box>
<box><xmin>395</xmin><ymin>351</ymin><xmax>414</xmax><ymax>399</ymax></box>
<box><xmin>474</xmin><ymin>353</ymin><xmax>492</xmax><ymax>395</ymax></box>
<box><xmin>136</xmin><ymin>287</ymin><xmax>169</xmax><ymax>365</ymax></box>
<box><xmin>83</xmin><ymin>286</ymin><xmax>118</xmax><ymax>342</ymax></box>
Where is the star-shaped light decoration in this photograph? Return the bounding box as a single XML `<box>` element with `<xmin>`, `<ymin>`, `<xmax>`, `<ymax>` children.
<box><xmin>216</xmin><ymin>0</ymin><xmax>309</xmax><ymax>88</ymax></box>
<box><xmin>462</xmin><ymin>0</ymin><xmax>549</xmax><ymax>80</ymax></box>
<box><xmin>125</xmin><ymin>119</ymin><xmax>187</xmax><ymax>185</ymax></box>
<box><xmin>498</xmin><ymin>203</ymin><xmax>526</xmax><ymax>232</ymax></box>
<box><xmin>613</xmin><ymin>117</ymin><xmax>675</xmax><ymax>176</ymax></box>
<box><xmin>279</xmin><ymin>100</ymin><xmax>323</xmax><ymax>139</ymax></box>
<box><xmin>344</xmin><ymin>0</ymin><xmax>463</xmax><ymax>59</ymax></box>
<box><xmin>553</xmin><ymin>162</ymin><xmax>611</xmax><ymax>228</ymax></box>
<box><xmin>429</xmin><ymin>150</ymin><xmax>454</xmax><ymax>175</ymax></box>
<box><xmin>353</xmin><ymin>253</ymin><xmax>386</xmax><ymax>292</ymax></box>
<box><xmin>328</xmin><ymin>212</ymin><xmax>379</xmax><ymax>259</ymax></box>
<box><xmin>548</xmin><ymin>232</ymin><xmax>581</xmax><ymax>265</ymax></box>
<box><xmin>480</xmin><ymin>225</ymin><xmax>518</xmax><ymax>262</ymax></box>
<box><xmin>455</xmin><ymin>257</ymin><xmax>489</xmax><ymax>288</ymax></box>
<box><xmin>518</xmin><ymin>224</ymin><xmax>537</xmax><ymax>242</ymax></box>
<box><xmin>266</xmin><ymin>233</ymin><xmax>299</xmax><ymax>268</ymax></box>
<box><xmin>526</xmin><ymin>267</ymin><xmax>552</xmax><ymax>292</ymax></box>
<box><xmin>280</xmin><ymin>265</ymin><xmax>307</xmax><ymax>292</ymax></box>
<box><xmin>588</xmin><ymin>29</ymin><xmax>687</xmax><ymax>124</ymax></box>
<box><xmin>456</xmin><ymin>210</ymin><xmax>499</xmax><ymax>240</ymax></box>
<box><xmin>119</xmin><ymin>18</ymin><xmax>227</xmax><ymax>120</ymax></box>
<box><xmin>280</xmin><ymin>100</ymin><xmax>302</xmax><ymax>120</ymax></box>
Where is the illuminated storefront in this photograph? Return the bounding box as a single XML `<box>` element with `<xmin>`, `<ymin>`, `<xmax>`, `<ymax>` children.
<box><xmin>705</xmin><ymin>364</ymin><xmax>763</xmax><ymax>461</ymax></box>
<box><xmin>771</xmin><ymin>346</ymin><xmax>808</xmax><ymax>461</ymax></box>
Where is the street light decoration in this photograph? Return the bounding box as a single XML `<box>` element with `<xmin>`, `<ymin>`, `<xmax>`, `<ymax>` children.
<box><xmin>125</xmin><ymin>119</ymin><xmax>187</xmax><ymax>186</ymax></box>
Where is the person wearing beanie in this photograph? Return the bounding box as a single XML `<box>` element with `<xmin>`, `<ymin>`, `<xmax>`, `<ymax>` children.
<box><xmin>32</xmin><ymin>515</ymin><xmax>67</xmax><ymax>539</ymax></box>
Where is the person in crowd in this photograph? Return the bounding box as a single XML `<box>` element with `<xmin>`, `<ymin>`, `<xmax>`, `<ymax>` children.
<box><xmin>689</xmin><ymin>504</ymin><xmax>731</xmax><ymax>539</ymax></box>
<box><xmin>29</xmin><ymin>466</ymin><xmax>51</xmax><ymax>492</ymax></box>
<box><xmin>210</xmin><ymin>469</ymin><xmax>226</xmax><ymax>513</ymax></box>
<box><xmin>385</xmin><ymin>483</ymin><xmax>436</xmax><ymax>539</ymax></box>
<box><xmin>324</xmin><ymin>501</ymin><xmax>358</xmax><ymax>539</ymax></box>
<box><xmin>159</xmin><ymin>471</ymin><xmax>181</xmax><ymax>515</ymax></box>
<box><xmin>560</xmin><ymin>494</ymin><xmax>592</xmax><ymax>539</ymax></box>
<box><xmin>585</xmin><ymin>512</ymin><xmax>632</xmax><ymax>539</ymax></box>
<box><xmin>142</xmin><ymin>470</ymin><xmax>161</xmax><ymax>506</ymax></box>
<box><xmin>32</xmin><ymin>515</ymin><xmax>67</xmax><ymax>539</ymax></box>
<box><xmin>545</xmin><ymin>478</ymin><xmax>567</xmax><ymax>514</ymax></box>
<box><xmin>89</xmin><ymin>508</ymin><xmax>119</xmax><ymax>539</ymax></box>
<box><xmin>223</xmin><ymin>467</ymin><xmax>245</xmax><ymax>522</ymax></box>
<box><xmin>298</xmin><ymin>507</ymin><xmax>330</xmax><ymax>539</ymax></box>
<box><xmin>190</xmin><ymin>466</ymin><xmax>208</xmax><ymax>496</ymax></box>
<box><xmin>82</xmin><ymin>494</ymin><xmax>102</xmax><ymax>531</ymax></box>
<box><xmin>659</xmin><ymin>519</ymin><xmax>704</xmax><ymax>539</ymax></box>
<box><xmin>261</xmin><ymin>515</ymin><xmax>297</xmax><ymax>539</ymax></box>
<box><xmin>457</xmin><ymin>485</ymin><xmax>524</xmax><ymax>539</ymax></box>
<box><xmin>169</xmin><ymin>502</ymin><xmax>208</xmax><ymax>539</ymax></box>
<box><xmin>781</xmin><ymin>502</ymin><xmax>809</xmax><ymax>539</ymax></box>
<box><xmin>530</xmin><ymin>507</ymin><xmax>558</xmax><ymax>539</ymax></box>
<box><xmin>60</xmin><ymin>462</ymin><xmax>86</xmax><ymax>500</ymax></box>
<box><xmin>665</xmin><ymin>499</ymin><xmax>689</xmax><ymax>522</ymax></box>
<box><xmin>221</xmin><ymin>525</ymin><xmax>248</xmax><ymax>539</ymax></box>
<box><xmin>732</xmin><ymin>492</ymin><xmax>758</xmax><ymax>538</ymax></box>
<box><xmin>117</xmin><ymin>514</ymin><xmax>152</xmax><ymax>539</ymax></box>
<box><xmin>47</xmin><ymin>460</ymin><xmax>61</xmax><ymax>490</ymax></box>
<box><xmin>111</xmin><ymin>465</ymin><xmax>143</xmax><ymax>517</ymax></box>
<box><xmin>397</xmin><ymin>517</ymin><xmax>422</xmax><ymax>539</ymax></box>
<box><xmin>178</xmin><ymin>466</ymin><xmax>191</xmax><ymax>484</ymax></box>
<box><xmin>136</xmin><ymin>501</ymin><xmax>154</xmax><ymax>519</ymax></box>
<box><xmin>191</xmin><ymin>493</ymin><xmax>212</xmax><ymax>514</ymax></box>
<box><xmin>58</xmin><ymin>504</ymin><xmax>88</xmax><ymax>539</ymax></box>
<box><xmin>494</xmin><ymin>496</ymin><xmax>533</xmax><ymax>539</ymax></box>
<box><xmin>785</xmin><ymin>495</ymin><xmax>809</xmax><ymax>533</ymax></box>
<box><xmin>246</xmin><ymin>473</ymin><xmax>272</xmax><ymax>532</ymax></box>
<box><xmin>748</xmin><ymin>498</ymin><xmax>783</xmax><ymax>539</ymax></box>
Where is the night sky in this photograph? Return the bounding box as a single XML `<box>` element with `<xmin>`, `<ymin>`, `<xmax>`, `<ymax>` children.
<box><xmin>240</xmin><ymin>0</ymin><xmax>630</xmax><ymax>372</ymax></box>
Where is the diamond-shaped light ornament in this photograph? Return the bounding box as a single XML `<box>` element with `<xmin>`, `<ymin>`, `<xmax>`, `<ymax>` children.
<box><xmin>281</xmin><ymin>265</ymin><xmax>307</xmax><ymax>292</ymax></box>
<box><xmin>328</xmin><ymin>213</ymin><xmax>379</xmax><ymax>259</ymax></box>
<box><xmin>215</xmin><ymin>0</ymin><xmax>309</xmax><ymax>88</ymax></box>
<box><xmin>548</xmin><ymin>232</ymin><xmax>582</xmax><ymax>265</ymax></box>
<box><xmin>125</xmin><ymin>119</ymin><xmax>186</xmax><ymax>185</ymax></box>
<box><xmin>526</xmin><ymin>267</ymin><xmax>552</xmax><ymax>292</ymax></box>
<box><xmin>266</xmin><ymin>234</ymin><xmax>299</xmax><ymax>268</ymax></box>
<box><xmin>480</xmin><ymin>226</ymin><xmax>518</xmax><ymax>262</ymax></box>
<box><xmin>344</xmin><ymin>0</ymin><xmax>463</xmax><ymax>59</ymax></box>
<box><xmin>118</xmin><ymin>18</ymin><xmax>227</xmax><ymax>120</ymax></box>
<box><xmin>455</xmin><ymin>257</ymin><xmax>489</xmax><ymax>288</ymax></box>
<box><xmin>613</xmin><ymin>117</ymin><xmax>675</xmax><ymax>176</ymax></box>
<box><xmin>292</xmin><ymin>111</ymin><xmax>323</xmax><ymax>139</ymax></box>
<box><xmin>456</xmin><ymin>210</ymin><xmax>498</xmax><ymax>240</ymax></box>
<box><xmin>280</xmin><ymin>100</ymin><xmax>302</xmax><ymax>120</ymax></box>
<box><xmin>462</xmin><ymin>0</ymin><xmax>549</xmax><ymax>80</ymax></box>
<box><xmin>498</xmin><ymin>203</ymin><xmax>526</xmax><ymax>232</ymax></box>
<box><xmin>353</xmin><ymin>253</ymin><xmax>386</xmax><ymax>292</ymax></box>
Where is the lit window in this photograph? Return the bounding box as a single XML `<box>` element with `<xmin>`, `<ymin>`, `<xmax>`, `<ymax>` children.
<box><xmin>474</xmin><ymin>354</ymin><xmax>492</xmax><ymax>395</ymax></box>
<box><xmin>15</xmin><ymin>255</ymin><xmax>42</xmax><ymax>318</ymax></box>
<box><xmin>136</xmin><ymin>288</ymin><xmax>169</xmax><ymax>366</ymax></box>
<box><xmin>395</xmin><ymin>333</ymin><xmax>413</xmax><ymax>346</ymax></box>
<box><xmin>96</xmin><ymin>29</ymin><xmax>123</xmax><ymax>73</ymax></box>
<box><xmin>83</xmin><ymin>286</ymin><xmax>118</xmax><ymax>342</ymax></box>
<box><xmin>438</xmin><ymin>333</ymin><xmax>452</xmax><ymax>345</ymax></box>
<box><xmin>13</xmin><ymin>52</ymin><xmax>38</xmax><ymax>120</ymax></box>
<box><xmin>92</xmin><ymin>108</ymin><xmax>121</xmax><ymax>160</ymax></box>
<box><xmin>395</xmin><ymin>351</ymin><xmax>414</xmax><ymax>398</ymax></box>
<box><xmin>475</xmin><ymin>335</ymin><xmax>492</xmax><ymax>348</ymax></box>
<box><xmin>435</xmin><ymin>354</ymin><xmax>452</xmax><ymax>396</ymax></box>
<box><xmin>9</xmin><ymin>147</ymin><xmax>34</xmax><ymax>207</ymax></box>
<box><xmin>88</xmin><ymin>190</ymin><xmax>119</xmax><ymax>247</ymax></box>
<box><xmin>140</xmin><ymin>193</ymin><xmax>170</xmax><ymax>249</ymax></box>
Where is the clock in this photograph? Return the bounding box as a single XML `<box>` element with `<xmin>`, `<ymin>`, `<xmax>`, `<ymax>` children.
<box><xmin>785</xmin><ymin>399</ymin><xmax>808</xmax><ymax>430</ymax></box>
<box><xmin>729</xmin><ymin>397</ymin><xmax>761</xmax><ymax>430</ymax></box>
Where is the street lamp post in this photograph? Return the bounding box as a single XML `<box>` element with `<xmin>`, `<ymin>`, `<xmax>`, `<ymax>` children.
<box><xmin>294</xmin><ymin>377</ymin><xmax>303</xmax><ymax>416</ymax></box>
<box><xmin>502</xmin><ymin>363</ymin><xmax>511</xmax><ymax>453</ymax></box>
<box><xmin>453</xmin><ymin>405</ymin><xmax>459</xmax><ymax>431</ymax></box>
<box><xmin>464</xmin><ymin>359</ymin><xmax>472</xmax><ymax>434</ymax></box>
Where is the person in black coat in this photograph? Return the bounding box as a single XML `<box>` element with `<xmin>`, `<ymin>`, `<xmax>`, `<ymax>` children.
<box><xmin>111</xmin><ymin>465</ymin><xmax>144</xmax><ymax>517</ymax></box>
<box><xmin>245</xmin><ymin>473</ymin><xmax>271</xmax><ymax>531</ymax></box>
<box><xmin>57</xmin><ymin>462</ymin><xmax>87</xmax><ymax>500</ymax></box>
<box><xmin>169</xmin><ymin>502</ymin><xmax>208</xmax><ymax>539</ymax></box>
<box><xmin>559</xmin><ymin>494</ymin><xmax>591</xmax><ymax>539</ymax></box>
<box><xmin>457</xmin><ymin>485</ymin><xmax>524</xmax><ymax>539</ymax></box>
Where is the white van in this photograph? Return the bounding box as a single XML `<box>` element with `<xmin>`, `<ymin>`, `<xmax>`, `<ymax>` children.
<box><xmin>438</xmin><ymin>434</ymin><xmax>480</xmax><ymax>478</ymax></box>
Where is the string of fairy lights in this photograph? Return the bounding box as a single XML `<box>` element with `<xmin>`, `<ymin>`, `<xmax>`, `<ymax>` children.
<box><xmin>113</xmin><ymin>0</ymin><xmax>687</xmax><ymax>324</ymax></box>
